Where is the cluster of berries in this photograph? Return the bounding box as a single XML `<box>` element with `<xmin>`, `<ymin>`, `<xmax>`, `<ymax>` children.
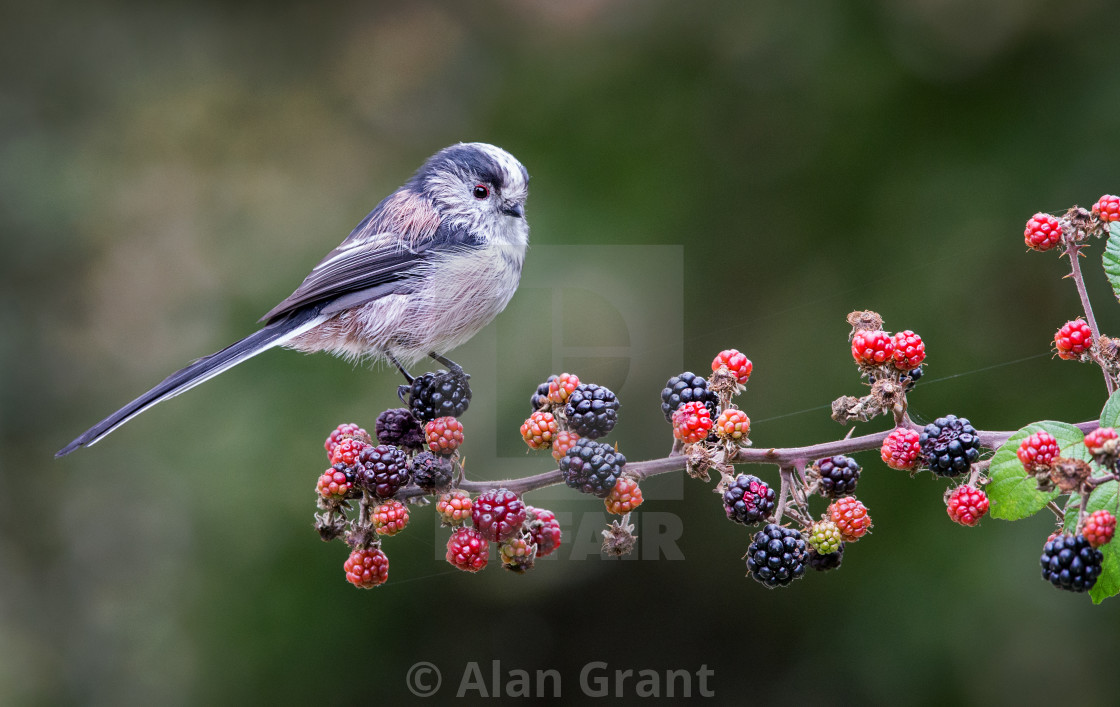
<box><xmin>661</xmin><ymin>349</ymin><xmax>753</xmax><ymax>448</ymax></box>
<box><xmin>843</xmin><ymin>320</ymin><xmax>997</xmax><ymax>547</ymax></box>
<box><xmin>315</xmin><ymin>367</ymin><xmax>478</xmax><ymax>588</ymax></box>
<box><xmin>1023</xmin><ymin>198</ymin><xmax>1120</xmax><ymax>366</ymax></box>
<box><xmin>797</xmin><ymin>461</ymin><xmax>872</xmax><ymax>584</ymax></box>
<box><xmin>657</xmin><ymin>348</ymin><xmax>876</xmax><ymax>589</ymax></box>
<box><xmin>1023</xmin><ymin>194</ymin><xmax>1120</xmax><ymax>252</ymax></box>
<box><xmin>524</xmin><ymin>372</ymin><xmax>619</xmax><ymax>451</ymax></box>
<box><xmin>833</xmin><ymin>313</ymin><xmax>928</xmax><ymax>426</ymax></box>
<box><xmin>319</xmin><ymin>421</ymin><xmax>417</xmax><ymax>505</ymax></box>
<box><xmin>439</xmin><ymin>487</ymin><xmax>562</xmax><ymax>574</ymax></box>
<box><xmin>1014</xmin><ymin>427</ymin><xmax>1119</xmax><ymax>593</ymax></box>
<box><xmin>320</xmin><ymin>409</ymin><xmax>467</xmax><ymax>508</ymax></box>
<box><xmin>879</xmin><ymin>418</ymin><xmax>989</xmax><ymax>527</ymax></box>
<box><xmin>851</xmin><ymin>328</ymin><xmax>925</xmax><ymax>374</ymax></box>
<box><xmin>733</xmin><ymin>458</ymin><xmax>873</xmax><ymax>589</ymax></box>
<box><xmin>842</xmin><ymin>318</ymin><xmax>991</xmax><ymax>530</ymax></box>
<box><xmin>1019</xmin><ymin>200</ymin><xmax>1120</xmax><ymax>596</ymax></box>
<box><xmin>321</xmin><ymin>415</ymin><xmax>453</xmax><ymax>588</ymax></box>
<box><xmin>523</xmin><ymin>373</ymin><xmax>643</xmax><ymax>515</ymax></box>
<box><xmin>878</xmin><ymin>415</ymin><xmax>983</xmax><ymax>478</ymax></box>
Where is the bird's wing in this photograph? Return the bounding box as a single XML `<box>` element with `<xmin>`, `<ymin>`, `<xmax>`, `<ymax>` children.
<box><xmin>259</xmin><ymin>244</ymin><xmax>423</xmax><ymax>323</ymax></box>
<box><xmin>260</xmin><ymin>189</ymin><xmax>477</xmax><ymax>323</ymax></box>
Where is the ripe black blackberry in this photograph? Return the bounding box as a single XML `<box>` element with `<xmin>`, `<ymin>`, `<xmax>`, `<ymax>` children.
<box><xmin>745</xmin><ymin>524</ymin><xmax>807</xmax><ymax>588</ymax></box>
<box><xmin>807</xmin><ymin>543</ymin><xmax>844</xmax><ymax>572</ymax></box>
<box><xmin>722</xmin><ymin>474</ymin><xmax>776</xmax><ymax>525</ymax></box>
<box><xmin>901</xmin><ymin>366</ymin><xmax>923</xmax><ymax>390</ymax></box>
<box><xmin>375</xmin><ymin>408</ymin><xmax>425</xmax><ymax>450</ymax></box>
<box><xmin>564</xmin><ymin>383</ymin><xmax>620</xmax><ymax>439</ymax></box>
<box><xmin>919</xmin><ymin>414</ymin><xmax>981</xmax><ymax>477</ymax></box>
<box><xmin>660</xmin><ymin>372</ymin><xmax>719</xmax><ymax>423</ymax></box>
<box><xmin>356</xmin><ymin>444</ymin><xmax>411</xmax><ymax>500</ymax></box>
<box><xmin>815</xmin><ymin>455</ymin><xmax>861</xmax><ymax>498</ymax></box>
<box><xmin>402</xmin><ymin>369</ymin><xmax>471</xmax><ymax>422</ymax></box>
<box><xmin>410</xmin><ymin>451</ymin><xmax>453</xmax><ymax>493</ymax></box>
<box><xmin>529</xmin><ymin>375</ymin><xmax>557</xmax><ymax>413</ymax></box>
<box><xmin>1041</xmin><ymin>533</ymin><xmax>1103</xmax><ymax>593</ymax></box>
<box><xmin>559</xmin><ymin>438</ymin><xmax>627</xmax><ymax>498</ymax></box>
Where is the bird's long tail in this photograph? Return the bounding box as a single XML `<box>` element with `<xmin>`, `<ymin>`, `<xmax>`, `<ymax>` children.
<box><xmin>56</xmin><ymin>308</ymin><xmax>326</xmax><ymax>457</ymax></box>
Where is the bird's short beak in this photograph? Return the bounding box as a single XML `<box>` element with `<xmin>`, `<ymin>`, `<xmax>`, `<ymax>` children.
<box><xmin>501</xmin><ymin>202</ymin><xmax>524</xmax><ymax>218</ymax></box>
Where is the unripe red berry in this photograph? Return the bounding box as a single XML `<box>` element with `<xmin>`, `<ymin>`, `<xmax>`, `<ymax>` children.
<box><xmin>520</xmin><ymin>411</ymin><xmax>559</xmax><ymax>450</ymax></box>
<box><xmin>1023</xmin><ymin>213</ymin><xmax>1063</xmax><ymax>251</ymax></box>
<box><xmin>891</xmin><ymin>330</ymin><xmax>926</xmax><ymax>371</ymax></box>
<box><xmin>330</xmin><ymin>437</ymin><xmax>371</xmax><ymax>466</ymax></box>
<box><xmin>1083</xmin><ymin>510</ymin><xmax>1116</xmax><ymax>548</ymax></box>
<box><xmin>712</xmin><ymin>349</ymin><xmax>753</xmax><ymax>384</ymax></box>
<box><xmin>1054</xmin><ymin>319</ymin><xmax>1093</xmax><ymax>360</ymax></box>
<box><xmin>371</xmin><ymin>499</ymin><xmax>410</xmax><ymax>536</ymax></box>
<box><xmin>425</xmin><ymin>416</ymin><xmax>465</xmax><ymax>455</ymax></box>
<box><xmin>550</xmin><ymin>430</ymin><xmax>581</xmax><ymax>462</ymax></box>
<box><xmin>604</xmin><ymin>476</ymin><xmax>644</xmax><ymax>515</ymax></box>
<box><xmin>317</xmin><ymin>464</ymin><xmax>354</xmax><ymax>501</ymax></box>
<box><xmin>1092</xmin><ymin>195</ymin><xmax>1120</xmax><ymax>223</ymax></box>
<box><xmin>344</xmin><ymin>547</ymin><xmax>389</xmax><ymax>588</ymax></box>
<box><xmin>324</xmin><ymin>423</ymin><xmax>372</xmax><ymax>458</ymax></box>
<box><xmin>881</xmin><ymin>427</ymin><xmax>921</xmax><ymax>470</ymax></box>
<box><xmin>672</xmin><ymin>401</ymin><xmax>712</xmax><ymax>444</ymax></box>
<box><xmin>1084</xmin><ymin>427</ymin><xmax>1119</xmax><ymax>458</ymax></box>
<box><xmin>946</xmin><ymin>485</ymin><xmax>989</xmax><ymax>527</ymax></box>
<box><xmin>851</xmin><ymin>330</ymin><xmax>894</xmax><ymax>367</ymax></box>
<box><xmin>436</xmin><ymin>490</ymin><xmax>472</xmax><ymax>526</ymax></box>
<box><xmin>548</xmin><ymin>373</ymin><xmax>580</xmax><ymax>405</ymax></box>
<box><xmin>1017</xmin><ymin>430</ymin><xmax>1060</xmax><ymax>470</ymax></box>
<box><xmin>472</xmin><ymin>488</ymin><xmax>527</xmax><ymax>542</ymax></box>
<box><xmin>828</xmin><ymin>496</ymin><xmax>872</xmax><ymax>541</ymax></box>
<box><xmin>446</xmin><ymin>526</ymin><xmax>489</xmax><ymax>572</ymax></box>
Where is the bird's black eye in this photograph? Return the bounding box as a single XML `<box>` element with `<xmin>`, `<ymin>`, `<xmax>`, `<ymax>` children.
<box><xmin>472</xmin><ymin>184</ymin><xmax>489</xmax><ymax>199</ymax></box>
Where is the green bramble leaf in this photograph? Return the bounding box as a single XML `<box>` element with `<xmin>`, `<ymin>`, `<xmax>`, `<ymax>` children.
<box><xmin>1103</xmin><ymin>222</ymin><xmax>1120</xmax><ymax>302</ymax></box>
<box><xmin>1062</xmin><ymin>481</ymin><xmax>1120</xmax><ymax>604</ymax></box>
<box><xmin>1099</xmin><ymin>389</ymin><xmax>1120</xmax><ymax>429</ymax></box>
<box><xmin>1089</xmin><ymin>482</ymin><xmax>1120</xmax><ymax>604</ymax></box>
<box><xmin>988</xmin><ymin>421</ymin><xmax>1086</xmax><ymax>521</ymax></box>
<box><xmin>1051</xmin><ymin>393</ymin><xmax>1120</xmax><ymax>602</ymax></box>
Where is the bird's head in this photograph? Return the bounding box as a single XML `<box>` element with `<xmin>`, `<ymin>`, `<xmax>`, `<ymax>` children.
<box><xmin>413</xmin><ymin>142</ymin><xmax>530</xmax><ymax>242</ymax></box>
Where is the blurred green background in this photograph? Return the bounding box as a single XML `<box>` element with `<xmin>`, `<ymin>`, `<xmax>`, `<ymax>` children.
<box><xmin>4</xmin><ymin>0</ymin><xmax>1120</xmax><ymax>704</ymax></box>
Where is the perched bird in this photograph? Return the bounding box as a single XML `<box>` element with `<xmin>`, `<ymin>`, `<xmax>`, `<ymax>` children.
<box><xmin>57</xmin><ymin>142</ymin><xmax>530</xmax><ymax>457</ymax></box>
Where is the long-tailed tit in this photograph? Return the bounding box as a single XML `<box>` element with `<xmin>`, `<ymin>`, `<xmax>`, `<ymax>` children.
<box><xmin>57</xmin><ymin>142</ymin><xmax>529</xmax><ymax>456</ymax></box>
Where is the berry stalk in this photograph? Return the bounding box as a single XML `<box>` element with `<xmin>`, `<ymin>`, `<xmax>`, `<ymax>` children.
<box><xmin>1065</xmin><ymin>240</ymin><xmax>1115</xmax><ymax>394</ymax></box>
<box><xmin>396</xmin><ymin>420</ymin><xmax>1102</xmax><ymax>505</ymax></box>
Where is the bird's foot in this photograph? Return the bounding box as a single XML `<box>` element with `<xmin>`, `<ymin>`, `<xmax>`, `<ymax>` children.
<box><xmin>384</xmin><ymin>349</ymin><xmax>414</xmax><ymax>384</ymax></box>
<box><xmin>429</xmin><ymin>352</ymin><xmax>465</xmax><ymax>377</ymax></box>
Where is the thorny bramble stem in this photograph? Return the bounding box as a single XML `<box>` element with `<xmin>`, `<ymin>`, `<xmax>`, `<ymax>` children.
<box><xmin>1046</xmin><ymin>501</ymin><xmax>1065</xmax><ymax>523</ymax></box>
<box><xmin>1087</xmin><ymin>472</ymin><xmax>1119</xmax><ymax>488</ymax></box>
<box><xmin>397</xmin><ymin>420</ymin><xmax>1102</xmax><ymax>504</ymax></box>
<box><xmin>1065</xmin><ymin>241</ymin><xmax>1115</xmax><ymax>395</ymax></box>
